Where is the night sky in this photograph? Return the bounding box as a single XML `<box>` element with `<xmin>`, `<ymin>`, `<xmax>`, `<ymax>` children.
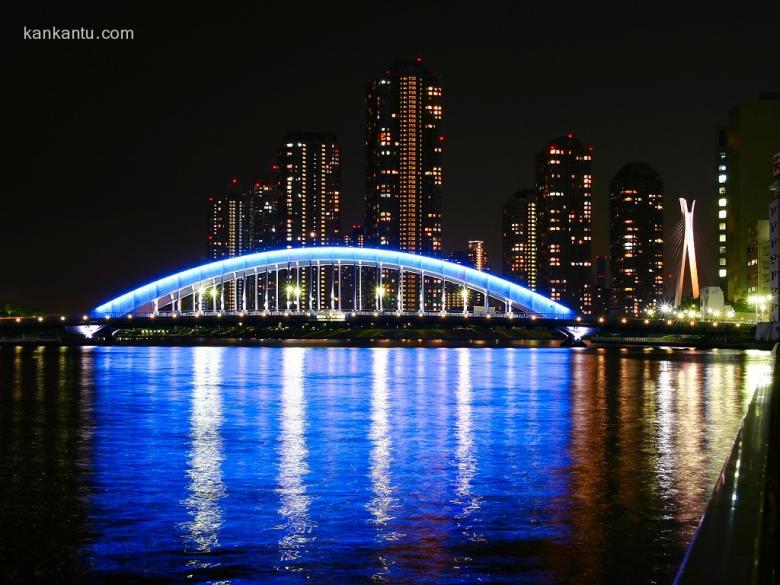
<box><xmin>4</xmin><ymin>3</ymin><xmax>779</xmax><ymax>313</ymax></box>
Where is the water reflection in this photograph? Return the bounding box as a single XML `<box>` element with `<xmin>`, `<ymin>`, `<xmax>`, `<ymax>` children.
<box><xmin>182</xmin><ymin>347</ymin><xmax>226</xmax><ymax>557</ymax></box>
<box><xmin>276</xmin><ymin>347</ymin><xmax>314</xmax><ymax>567</ymax></box>
<box><xmin>454</xmin><ymin>348</ymin><xmax>480</xmax><ymax>524</ymax></box>
<box><xmin>2</xmin><ymin>346</ymin><xmax>771</xmax><ymax>584</ymax></box>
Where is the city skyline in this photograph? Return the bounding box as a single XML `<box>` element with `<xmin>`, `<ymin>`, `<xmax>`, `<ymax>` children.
<box><xmin>4</xmin><ymin>3</ymin><xmax>780</xmax><ymax>312</ymax></box>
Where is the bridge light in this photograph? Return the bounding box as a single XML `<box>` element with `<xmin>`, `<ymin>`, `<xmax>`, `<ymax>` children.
<box><xmin>82</xmin><ymin>315</ymin><xmax>88</xmax><ymax>320</ymax></box>
<box><xmin>713</xmin><ymin>322</ymin><xmax>719</xmax><ymax>327</ymax></box>
<box><xmin>15</xmin><ymin>317</ymin><xmax>21</xmax><ymax>323</ymax></box>
<box><xmin>37</xmin><ymin>316</ymin><xmax>43</xmax><ymax>322</ymax></box>
<box><xmin>530</xmin><ymin>315</ymin><xmax>537</xmax><ymax>321</ymax></box>
<box><xmin>104</xmin><ymin>315</ymin><xmax>110</xmax><ymax>320</ymax></box>
<box><xmin>643</xmin><ymin>319</ymin><xmax>649</xmax><ymax>325</ymax></box>
<box><xmin>238</xmin><ymin>321</ymin><xmax>243</xmax><ymax>326</ymax></box>
<box><xmin>127</xmin><ymin>315</ymin><xmax>133</xmax><ymax>319</ymax></box>
<box><xmin>620</xmin><ymin>318</ymin><xmax>627</xmax><ymax>324</ymax></box>
<box><xmin>667</xmin><ymin>319</ymin><xmax>672</xmax><ymax>325</ymax></box>
<box><xmin>598</xmin><ymin>317</ymin><xmax>604</xmax><ymax>323</ymax></box>
<box><xmin>60</xmin><ymin>316</ymin><xmax>66</xmax><ymax>321</ymax></box>
<box><xmin>575</xmin><ymin>316</ymin><xmax>581</xmax><ymax>322</ymax></box>
<box><xmin>660</xmin><ymin>304</ymin><xmax>672</xmax><ymax>314</ymax></box>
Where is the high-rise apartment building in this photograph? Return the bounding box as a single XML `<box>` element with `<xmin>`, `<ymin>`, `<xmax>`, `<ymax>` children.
<box><xmin>467</xmin><ymin>240</ymin><xmax>487</xmax><ymax>271</ymax></box>
<box><xmin>250</xmin><ymin>174</ymin><xmax>282</xmax><ymax>252</ymax></box>
<box><xmin>536</xmin><ymin>134</ymin><xmax>593</xmax><ymax>314</ymax></box>
<box><xmin>718</xmin><ymin>95</ymin><xmax>780</xmax><ymax>300</ymax></box>
<box><xmin>207</xmin><ymin>177</ymin><xmax>253</xmax><ymax>260</ymax></box>
<box><xmin>501</xmin><ymin>189</ymin><xmax>537</xmax><ymax>289</ymax></box>
<box><xmin>364</xmin><ymin>58</ymin><xmax>443</xmax><ymax>254</ymax></box>
<box><xmin>608</xmin><ymin>163</ymin><xmax>664</xmax><ymax>316</ymax></box>
<box><xmin>364</xmin><ymin>58</ymin><xmax>444</xmax><ymax>309</ymax></box>
<box><xmin>279</xmin><ymin>132</ymin><xmax>341</xmax><ymax>247</ymax></box>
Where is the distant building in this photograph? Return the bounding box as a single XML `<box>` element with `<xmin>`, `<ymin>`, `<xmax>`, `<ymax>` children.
<box><xmin>207</xmin><ymin>177</ymin><xmax>254</xmax><ymax>311</ymax></box>
<box><xmin>501</xmin><ymin>189</ymin><xmax>537</xmax><ymax>290</ymax></box>
<box><xmin>279</xmin><ymin>132</ymin><xmax>341</xmax><ymax>247</ymax></box>
<box><xmin>344</xmin><ymin>224</ymin><xmax>365</xmax><ymax>247</ymax></box>
<box><xmin>364</xmin><ymin>58</ymin><xmax>443</xmax><ymax>255</ymax></box>
<box><xmin>467</xmin><ymin>240</ymin><xmax>487</xmax><ymax>271</ymax></box>
<box><xmin>718</xmin><ymin>94</ymin><xmax>780</xmax><ymax>300</ymax></box>
<box><xmin>250</xmin><ymin>174</ymin><xmax>281</xmax><ymax>251</ymax></box>
<box><xmin>608</xmin><ymin>163</ymin><xmax>664</xmax><ymax>316</ymax></box>
<box><xmin>746</xmin><ymin>219</ymin><xmax>770</xmax><ymax>296</ymax></box>
<box><xmin>537</xmin><ymin>134</ymin><xmax>593</xmax><ymax>314</ymax></box>
<box><xmin>364</xmin><ymin>58</ymin><xmax>444</xmax><ymax>309</ymax></box>
<box><xmin>207</xmin><ymin>177</ymin><xmax>252</xmax><ymax>260</ymax></box>
<box><xmin>700</xmin><ymin>286</ymin><xmax>725</xmax><ymax>318</ymax></box>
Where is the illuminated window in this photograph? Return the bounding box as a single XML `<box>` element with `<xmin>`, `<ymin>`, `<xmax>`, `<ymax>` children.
<box><xmin>718</xmin><ymin>174</ymin><xmax>727</xmax><ymax>184</ymax></box>
<box><xmin>718</xmin><ymin>210</ymin><xmax>727</xmax><ymax>218</ymax></box>
<box><xmin>719</xmin><ymin>269</ymin><xmax>727</xmax><ymax>278</ymax></box>
<box><xmin>718</xmin><ymin>198</ymin><xmax>727</xmax><ymax>207</ymax></box>
<box><xmin>720</xmin><ymin>234</ymin><xmax>726</xmax><ymax>242</ymax></box>
<box><xmin>719</xmin><ymin>222</ymin><xmax>726</xmax><ymax>230</ymax></box>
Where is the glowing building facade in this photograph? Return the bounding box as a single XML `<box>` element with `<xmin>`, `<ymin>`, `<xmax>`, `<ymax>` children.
<box><xmin>608</xmin><ymin>163</ymin><xmax>664</xmax><ymax>316</ymax></box>
<box><xmin>250</xmin><ymin>175</ymin><xmax>282</xmax><ymax>252</ymax></box>
<box><xmin>467</xmin><ymin>240</ymin><xmax>487</xmax><ymax>272</ymax></box>
<box><xmin>364</xmin><ymin>58</ymin><xmax>444</xmax><ymax>309</ymax></box>
<box><xmin>501</xmin><ymin>189</ymin><xmax>537</xmax><ymax>290</ymax></box>
<box><xmin>718</xmin><ymin>95</ymin><xmax>780</xmax><ymax>300</ymax></box>
<box><xmin>364</xmin><ymin>58</ymin><xmax>443</xmax><ymax>255</ymax></box>
<box><xmin>279</xmin><ymin>132</ymin><xmax>341</xmax><ymax>247</ymax></box>
<box><xmin>536</xmin><ymin>134</ymin><xmax>593</xmax><ymax>314</ymax></box>
<box><xmin>207</xmin><ymin>177</ymin><xmax>253</xmax><ymax>260</ymax></box>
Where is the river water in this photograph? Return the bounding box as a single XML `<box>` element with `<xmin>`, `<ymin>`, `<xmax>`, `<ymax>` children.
<box><xmin>0</xmin><ymin>345</ymin><xmax>771</xmax><ymax>583</ymax></box>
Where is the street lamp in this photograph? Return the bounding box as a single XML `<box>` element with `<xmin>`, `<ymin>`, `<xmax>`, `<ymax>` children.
<box><xmin>286</xmin><ymin>284</ymin><xmax>294</xmax><ymax>312</ymax></box>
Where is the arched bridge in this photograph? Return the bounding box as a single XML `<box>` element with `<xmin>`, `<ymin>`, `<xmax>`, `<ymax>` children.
<box><xmin>91</xmin><ymin>247</ymin><xmax>573</xmax><ymax>319</ymax></box>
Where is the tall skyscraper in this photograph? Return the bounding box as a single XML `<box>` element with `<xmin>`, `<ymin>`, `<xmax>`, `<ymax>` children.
<box><xmin>467</xmin><ymin>240</ymin><xmax>487</xmax><ymax>271</ymax></box>
<box><xmin>279</xmin><ymin>132</ymin><xmax>341</xmax><ymax>247</ymax></box>
<box><xmin>364</xmin><ymin>58</ymin><xmax>443</xmax><ymax>254</ymax></box>
<box><xmin>608</xmin><ymin>163</ymin><xmax>664</xmax><ymax>316</ymax></box>
<box><xmin>250</xmin><ymin>173</ymin><xmax>282</xmax><ymax>252</ymax></box>
<box><xmin>207</xmin><ymin>177</ymin><xmax>253</xmax><ymax>260</ymax></box>
<box><xmin>536</xmin><ymin>134</ymin><xmax>593</xmax><ymax>314</ymax></box>
<box><xmin>717</xmin><ymin>94</ymin><xmax>780</xmax><ymax>300</ymax></box>
<box><xmin>501</xmin><ymin>189</ymin><xmax>538</xmax><ymax>289</ymax></box>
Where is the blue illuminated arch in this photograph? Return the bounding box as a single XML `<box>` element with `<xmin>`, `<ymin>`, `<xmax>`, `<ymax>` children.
<box><xmin>91</xmin><ymin>247</ymin><xmax>573</xmax><ymax>318</ymax></box>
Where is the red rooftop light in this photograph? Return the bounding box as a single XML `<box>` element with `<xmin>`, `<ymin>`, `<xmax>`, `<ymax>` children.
<box><xmin>416</xmin><ymin>56</ymin><xmax>423</xmax><ymax>62</ymax></box>
<box><xmin>231</xmin><ymin>177</ymin><xmax>238</xmax><ymax>184</ymax></box>
<box><xmin>567</xmin><ymin>132</ymin><xmax>573</xmax><ymax>139</ymax></box>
